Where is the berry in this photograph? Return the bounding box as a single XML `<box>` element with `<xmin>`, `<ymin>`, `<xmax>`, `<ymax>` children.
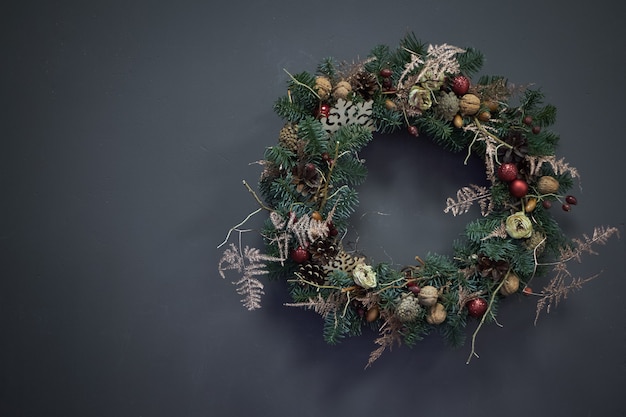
<box><xmin>290</xmin><ymin>246</ymin><xmax>310</xmax><ymax>263</ymax></box>
<box><xmin>451</xmin><ymin>75</ymin><xmax>470</xmax><ymax>96</ymax></box>
<box><xmin>409</xmin><ymin>285</ymin><xmax>421</xmax><ymax>295</ymax></box>
<box><xmin>542</xmin><ymin>200</ymin><xmax>552</xmax><ymax>209</ymax></box>
<box><xmin>522</xmin><ymin>287</ymin><xmax>533</xmax><ymax>296</ymax></box>
<box><xmin>532</xmin><ymin>125</ymin><xmax>541</xmax><ymax>134</ymax></box>
<box><xmin>562</xmin><ymin>203</ymin><xmax>571</xmax><ymax>212</ymax></box>
<box><xmin>509</xmin><ymin>179</ymin><xmax>529</xmax><ymax>198</ymax></box>
<box><xmin>317</xmin><ymin>103</ymin><xmax>331</xmax><ymax>118</ymax></box>
<box><xmin>466</xmin><ymin>298</ymin><xmax>488</xmax><ymax>318</ymax></box>
<box><xmin>522</xmin><ymin>115</ymin><xmax>533</xmax><ymax>126</ymax></box>
<box><xmin>379</xmin><ymin>68</ymin><xmax>393</xmax><ymax>78</ymax></box>
<box><xmin>321</xmin><ymin>152</ymin><xmax>330</xmax><ymax>161</ymax></box>
<box><xmin>497</xmin><ymin>163</ymin><xmax>518</xmax><ymax>182</ymax></box>
<box><xmin>565</xmin><ymin>195</ymin><xmax>578</xmax><ymax>205</ymax></box>
<box><xmin>408</xmin><ymin>125</ymin><xmax>419</xmax><ymax>136</ymax></box>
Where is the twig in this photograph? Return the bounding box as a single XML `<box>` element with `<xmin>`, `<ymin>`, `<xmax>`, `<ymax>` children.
<box><xmin>466</xmin><ymin>276</ymin><xmax>508</xmax><ymax>364</ymax></box>
<box><xmin>217</xmin><ymin>208</ymin><xmax>263</xmax><ymax>249</ymax></box>
<box><xmin>243</xmin><ymin>180</ymin><xmax>272</xmax><ymax>211</ymax></box>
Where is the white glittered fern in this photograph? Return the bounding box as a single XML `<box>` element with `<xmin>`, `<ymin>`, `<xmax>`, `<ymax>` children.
<box><xmin>218</xmin><ymin>243</ymin><xmax>282</xmax><ymax>311</ymax></box>
<box><xmin>444</xmin><ymin>184</ymin><xmax>493</xmax><ymax>217</ymax></box>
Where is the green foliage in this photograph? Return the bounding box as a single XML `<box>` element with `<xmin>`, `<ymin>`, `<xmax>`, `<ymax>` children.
<box><xmin>415</xmin><ymin>115</ymin><xmax>463</xmax><ymax>151</ymax></box>
<box><xmin>527</xmin><ymin>130</ymin><xmax>559</xmax><ymax>155</ymax></box>
<box><xmin>317</xmin><ymin>57</ymin><xmax>337</xmax><ymax>78</ymax></box>
<box><xmin>332</xmin><ymin>154</ymin><xmax>368</xmax><ymax>186</ymax></box>
<box><xmin>323</xmin><ymin>310</ymin><xmax>350</xmax><ymax>344</ymax></box>
<box><xmin>264</xmin><ymin>145</ymin><xmax>296</xmax><ymax>170</ymax></box>
<box><xmin>533</xmin><ymin>103</ymin><xmax>557</xmax><ymax>127</ymax></box>
<box><xmin>299</xmin><ymin>117</ymin><xmax>330</xmax><ymax>156</ymax></box>
<box><xmin>372</xmin><ymin>100</ymin><xmax>404</xmax><ymax>133</ymax></box>
<box><xmin>401</xmin><ymin>318</ymin><xmax>429</xmax><ymax>347</ymax></box>
<box><xmin>334</xmin><ymin>123</ymin><xmax>373</xmax><ymax>154</ymax></box>
<box><xmin>273</xmin><ymin>95</ymin><xmax>311</xmax><ymax>123</ymax></box>
<box><xmin>457</xmin><ymin>47</ymin><xmax>484</xmax><ymax>76</ymax></box>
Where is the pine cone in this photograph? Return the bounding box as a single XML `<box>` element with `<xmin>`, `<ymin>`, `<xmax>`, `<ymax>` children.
<box><xmin>524</xmin><ymin>230</ymin><xmax>546</xmax><ymax>255</ymax></box>
<box><xmin>291</xmin><ymin>161</ymin><xmax>321</xmax><ymax>200</ymax></box>
<box><xmin>351</xmin><ymin>71</ymin><xmax>378</xmax><ymax>100</ymax></box>
<box><xmin>298</xmin><ymin>263</ymin><xmax>327</xmax><ymax>285</ymax></box>
<box><xmin>310</xmin><ymin>238</ymin><xmax>339</xmax><ymax>265</ymax></box>
<box><xmin>278</xmin><ymin>123</ymin><xmax>299</xmax><ymax>152</ymax></box>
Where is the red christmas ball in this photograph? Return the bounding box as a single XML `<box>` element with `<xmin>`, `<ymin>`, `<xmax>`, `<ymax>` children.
<box><xmin>509</xmin><ymin>179</ymin><xmax>529</xmax><ymax>198</ymax></box>
<box><xmin>451</xmin><ymin>75</ymin><xmax>470</xmax><ymax>96</ymax></box>
<box><xmin>290</xmin><ymin>246</ymin><xmax>310</xmax><ymax>263</ymax></box>
<box><xmin>466</xmin><ymin>298</ymin><xmax>488</xmax><ymax>318</ymax></box>
<box><xmin>497</xmin><ymin>163</ymin><xmax>518</xmax><ymax>182</ymax></box>
<box><xmin>317</xmin><ymin>103</ymin><xmax>331</xmax><ymax>119</ymax></box>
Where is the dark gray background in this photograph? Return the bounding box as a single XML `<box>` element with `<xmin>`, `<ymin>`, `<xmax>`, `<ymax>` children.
<box><xmin>2</xmin><ymin>1</ymin><xmax>625</xmax><ymax>416</ymax></box>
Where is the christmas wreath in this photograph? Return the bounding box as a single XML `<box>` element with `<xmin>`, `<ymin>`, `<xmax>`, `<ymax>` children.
<box><xmin>218</xmin><ymin>34</ymin><xmax>618</xmax><ymax>367</ymax></box>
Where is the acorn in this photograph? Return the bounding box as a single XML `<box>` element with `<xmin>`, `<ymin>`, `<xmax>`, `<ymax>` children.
<box><xmin>536</xmin><ymin>176</ymin><xmax>560</xmax><ymax>194</ymax></box>
<box><xmin>453</xmin><ymin>114</ymin><xmax>464</xmax><ymax>128</ymax></box>
<box><xmin>366</xmin><ymin>306</ymin><xmax>380</xmax><ymax>322</ymax></box>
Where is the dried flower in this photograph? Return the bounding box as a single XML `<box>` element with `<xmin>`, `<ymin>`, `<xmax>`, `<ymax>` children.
<box><xmin>353</xmin><ymin>263</ymin><xmax>377</xmax><ymax>289</ymax></box>
<box><xmin>506</xmin><ymin>211</ymin><xmax>533</xmax><ymax>239</ymax></box>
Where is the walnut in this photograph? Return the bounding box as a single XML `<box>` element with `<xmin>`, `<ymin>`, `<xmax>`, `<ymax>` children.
<box><xmin>426</xmin><ymin>303</ymin><xmax>447</xmax><ymax>325</ymax></box>
<box><xmin>499</xmin><ymin>272</ymin><xmax>520</xmax><ymax>296</ymax></box>
<box><xmin>417</xmin><ymin>285</ymin><xmax>438</xmax><ymax>307</ymax></box>
<box><xmin>458</xmin><ymin>93</ymin><xmax>480</xmax><ymax>116</ymax></box>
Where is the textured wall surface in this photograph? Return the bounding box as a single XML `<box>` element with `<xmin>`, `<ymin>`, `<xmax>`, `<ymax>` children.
<box><xmin>2</xmin><ymin>1</ymin><xmax>625</xmax><ymax>416</ymax></box>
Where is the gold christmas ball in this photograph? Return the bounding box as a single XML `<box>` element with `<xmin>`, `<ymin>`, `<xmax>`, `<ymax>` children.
<box><xmin>458</xmin><ymin>94</ymin><xmax>481</xmax><ymax>116</ymax></box>
<box><xmin>536</xmin><ymin>176</ymin><xmax>560</xmax><ymax>194</ymax></box>
<box><xmin>332</xmin><ymin>80</ymin><xmax>352</xmax><ymax>100</ymax></box>
<box><xmin>315</xmin><ymin>76</ymin><xmax>332</xmax><ymax>100</ymax></box>
<box><xmin>426</xmin><ymin>303</ymin><xmax>447</xmax><ymax>325</ymax></box>
<box><xmin>499</xmin><ymin>271</ymin><xmax>520</xmax><ymax>296</ymax></box>
<box><xmin>417</xmin><ymin>285</ymin><xmax>438</xmax><ymax>307</ymax></box>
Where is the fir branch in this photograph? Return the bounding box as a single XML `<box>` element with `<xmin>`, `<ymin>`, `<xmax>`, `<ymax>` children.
<box><xmin>444</xmin><ymin>184</ymin><xmax>492</xmax><ymax>217</ymax></box>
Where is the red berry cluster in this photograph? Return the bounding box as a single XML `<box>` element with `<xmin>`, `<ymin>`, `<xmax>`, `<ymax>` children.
<box><xmin>522</xmin><ymin>115</ymin><xmax>541</xmax><ymax>135</ymax></box>
<box><xmin>543</xmin><ymin>195</ymin><xmax>578</xmax><ymax>212</ymax></box>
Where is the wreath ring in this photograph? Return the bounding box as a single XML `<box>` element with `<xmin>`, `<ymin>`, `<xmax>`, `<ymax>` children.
<box><xmin>218</xmin><ymin>34</ymin><xmax>618</xmax><ymax>367</ymax></box>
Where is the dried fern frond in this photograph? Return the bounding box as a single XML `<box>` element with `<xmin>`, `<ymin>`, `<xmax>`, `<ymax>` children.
<box><xmin>444</xmin><ymin>184</ymin><xmax>492</xmax><ymax>216</ymax></box>
<box><xmin>527</xmin><ymin>155</ymin><xmax>580</xmax><ymax>181</ymax></box>
<box><xmin>534</xmin><ymin>226</ymin><xmax>620</xmax><ymax>324</ymax></box>
<box><xmin>366</xmin><ymin>315</ymin><xmax>403</xmax><ymax>369</ymax></box>
<box><xmin>284</xmin><ymin>293</ymin><xmax>341</xmax><ymax>318</ymax></box>
<box><xmin>219</xmin><ymin>244</ymin><xmax>282</xmax><ymax>311</ymax></box>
